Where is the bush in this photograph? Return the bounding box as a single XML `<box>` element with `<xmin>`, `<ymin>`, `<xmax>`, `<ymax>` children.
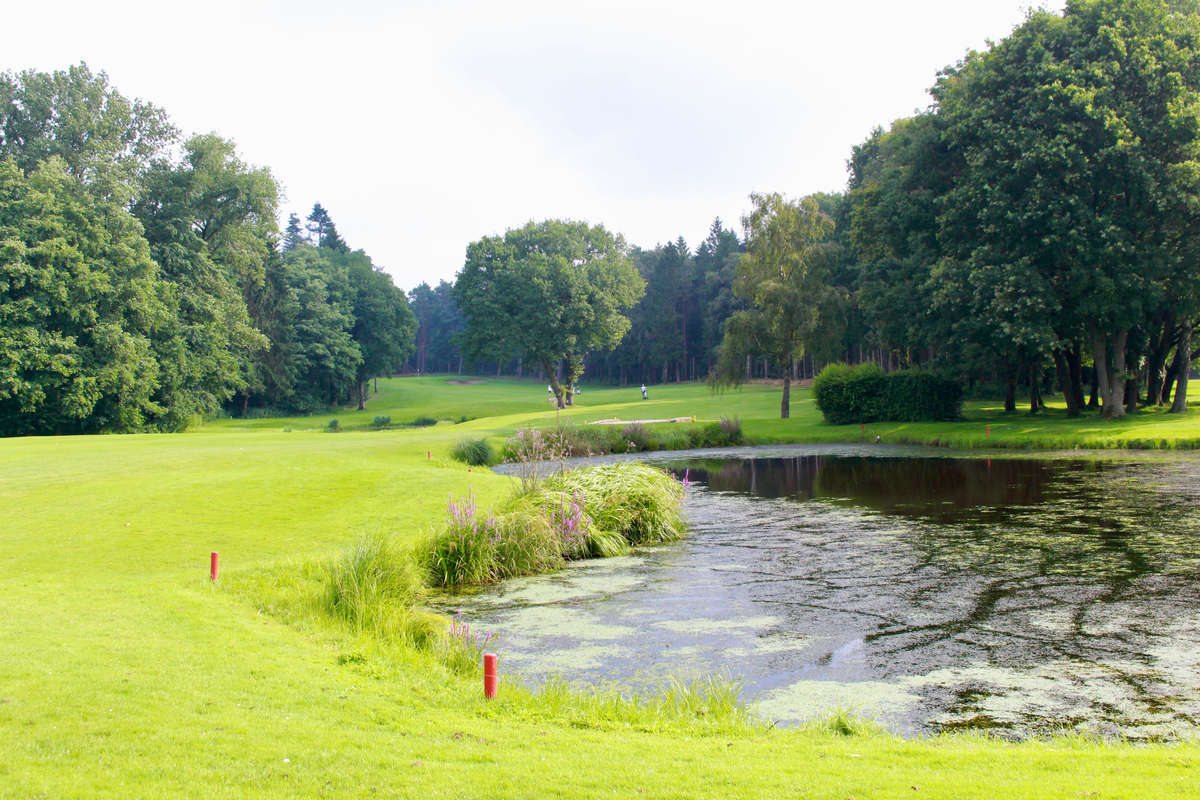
<box><xmin>813</xmin><ymin>363</ymin><xmax>963</xmax><ymax>424</ymax></box>
<box><xmin>370</xmin><ymin>415</ymin><xmax>391</xmax><ymax>429</ymax></box>
<box><xmin>450</xmin><ymin>437</ymin><xmax>495</xmax><ymax>466</ymax></box>
<box><xmin>543</xmin><ymin>463</ymin><xmax>685</xmax><ymax>545</ymax></box>
<box><xmin>411</xmin><ymin>415</ymin><xmax>437</xmax><ymax>427</ymax></box>
<box><xmin>325</xmin><ymin>418</ymin><xmax>341</xmax><ymax>432</ymax></box>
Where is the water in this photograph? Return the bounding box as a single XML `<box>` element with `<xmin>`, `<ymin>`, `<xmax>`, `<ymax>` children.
<box><xmin>446</xmin><ymin>446</ymin><xmax>1200</xmax><ymax>738</ymax></box>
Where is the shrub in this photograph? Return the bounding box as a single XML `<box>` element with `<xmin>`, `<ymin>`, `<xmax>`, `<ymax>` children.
<box><xmin>813</xmin><ymin>363</ymin><xmax>962</xmax><ymax>424</ymax></box>
<box><xmin>325</xmin><ymin>418</ymin><xmax>341</xmax><ymax>432</ymax></box>
<box><xmin>697</xmin><ymin>415</ymin><xmax>743</xmax><ymax>447</ymax></box>
<box><xmin>370</xmin><ymin>415</ymin><xmax>391</xmax><ymax>429</ymax></box>
<box><xmin>501</xmin><ymin>427</ymin><xmax>573</xmax><ymax>493</ymax></box>
<box><xmin>543</xmin><ymin>463</ymin><xmax>685</xmax><ymax>545</ymax></box>
<box><xmin>411</xmin><ymin>415</ymin><xmax>437</xmax><ymax>427</ymax></box>
<box><xmin>450</xmin><ymin>437</ymin><xmax>495</xmax><ymax>466</ymax></box>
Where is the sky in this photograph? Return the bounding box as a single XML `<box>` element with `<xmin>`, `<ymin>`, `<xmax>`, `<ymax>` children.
<box><xmin>5</xmin><ymin>0</ymin><xmax>1066</xmax><ymax>291</ymax></box>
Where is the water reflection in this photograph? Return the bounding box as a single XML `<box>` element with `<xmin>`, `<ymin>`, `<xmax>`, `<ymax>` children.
<box><xmin>449</xmin><ymin>449</ymin><xmax>1200</xmax><ymax>739</ymax></box>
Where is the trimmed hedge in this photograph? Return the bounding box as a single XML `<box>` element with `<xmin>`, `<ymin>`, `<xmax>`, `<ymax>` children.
<box><xmin>812</xmin><ymin>363</ymin><xmax>963</xmax><ymax>424</ymax></box>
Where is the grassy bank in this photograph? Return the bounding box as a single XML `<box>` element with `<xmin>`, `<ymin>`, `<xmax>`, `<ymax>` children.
<box><xmin>2</xmin><ymin>375</ymin><xmax>1199</xmax><ymax>798</ymax></box>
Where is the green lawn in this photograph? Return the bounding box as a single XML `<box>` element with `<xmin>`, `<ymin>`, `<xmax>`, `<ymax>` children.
<box><xmin>2</xmin><ymin>375</ymin><xmax>1198</xmax><ymax>798</ymax></box>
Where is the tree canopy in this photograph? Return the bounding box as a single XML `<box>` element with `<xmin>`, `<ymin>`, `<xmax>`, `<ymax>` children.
<box><xmin>454</xmin><ymin>220</ymin><xmax>643</xmax><ymax>407</ymax></box>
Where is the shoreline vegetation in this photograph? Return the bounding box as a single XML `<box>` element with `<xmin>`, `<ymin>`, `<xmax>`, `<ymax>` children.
<box><xmin>4</xmin><ymin>375</ymin><xmax>1200</xmax><ymax>798</ymax></box>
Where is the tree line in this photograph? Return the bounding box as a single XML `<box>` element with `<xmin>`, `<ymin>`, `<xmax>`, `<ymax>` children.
<box><xmin>436</xmin><ymin>0</ymin><xmax>1200</xmax><ymax>421</ymax></box>
<box><xmin>0</xmin><ymin>64</ymin><xmax>414</xmax><ymax>435</ymax></box>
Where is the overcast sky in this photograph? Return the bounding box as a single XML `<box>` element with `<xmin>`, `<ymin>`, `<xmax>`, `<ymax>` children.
<box><xmin>6</xmin><ymin>0</ymin><xmax>1064</xmax><ymax>291</ymax></box>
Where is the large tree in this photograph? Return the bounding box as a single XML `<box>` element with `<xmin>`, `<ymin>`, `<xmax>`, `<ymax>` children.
<box><xmin>454</xmin><ymin>219</ymin><xmax>644</xmax><ymax>407</ymax></box>
<box><xmin>344</xmin><ymin>251</ymin><xmax>416</xmax><ymax>409</ymax></box>
<box><xmin>133</xmin><ymin>134</ymin><xmax>276</xmax><ymax>427</ymax></box>
<box><xmin>712</xmin><ymin>193</ymin><xmax>841</xmax><ymax>418</ymax></box>
<box><xmin>932</xmin><ymin>0</ymin><xmax>1200</xmax><ymax>418</ymax></box>
<box><xmin>0</xmin><ymin>157</ymin><xmax>172</xmax><ymax>434</ymax></box>
<box><xmin>0</xmin><ymin>63</ymin><xmax>176</xmax><ymax>203</ymax></box>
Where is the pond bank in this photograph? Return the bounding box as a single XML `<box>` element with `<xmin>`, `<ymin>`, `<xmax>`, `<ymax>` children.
<box><xmin>474</xmin><ymin>446</ymin><xmax>1200</xmax><ymax>740</ymax></box>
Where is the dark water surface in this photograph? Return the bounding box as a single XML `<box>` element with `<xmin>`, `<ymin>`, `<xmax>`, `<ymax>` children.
<box><xmin>450</xmin><ymin>447</ymin><xmax>1200</xmax><ymax>738</ymax></box>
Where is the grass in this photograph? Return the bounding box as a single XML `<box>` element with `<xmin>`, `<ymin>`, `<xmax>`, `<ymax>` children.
<box><xmin>2</xmin><ymin>374</ymin><xmax>1199</xmax><ymax>798</ymax></box>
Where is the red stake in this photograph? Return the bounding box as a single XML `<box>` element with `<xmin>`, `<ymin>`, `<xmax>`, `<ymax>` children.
<box><xmin>210</xmin><ymin>551</ymin><xmax>219</xmax><ymax>581</ymax></box>
<box><xmin>483</xmin><ymin>653</ymin><xmax>498</xmax><ymax>699</ymax></box>
<box><xmin>426</xmin><ymin>450</ymin><xmax>431</xmax><ymax>460</ymax></box>
<box><xmin>861</xmin><ymin>423</ymin><xmax>865</xmax><ymax>433</ymax></box>
<box><xmin>986</xmin><ymin>425</ymin><xmax>991</xmax><ymax>436</ymax></box>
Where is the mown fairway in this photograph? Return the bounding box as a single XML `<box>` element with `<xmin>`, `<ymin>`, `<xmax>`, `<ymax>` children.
<box><xmin>2</xmin><ymin>376</ymin><xmax>1199</xmax><ymax>799</ymax></box>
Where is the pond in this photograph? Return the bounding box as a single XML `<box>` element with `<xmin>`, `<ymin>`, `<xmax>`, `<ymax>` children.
<box><xmin>448</xmin><ymin>445</ymin><xmax>1200</xmax><ymax>739</ymax></box>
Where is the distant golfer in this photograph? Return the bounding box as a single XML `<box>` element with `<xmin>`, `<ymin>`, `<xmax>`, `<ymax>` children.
<box><xmin>640</xmin><ymin>384</ymin><xmax>647</xmax><ymax>400</ymax></box>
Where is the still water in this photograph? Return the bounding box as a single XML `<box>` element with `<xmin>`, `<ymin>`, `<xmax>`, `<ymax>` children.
<box><xmin>452</xmin><ymin>446</ymin><xmax>1200</xmax><ymax>738</ymax></box>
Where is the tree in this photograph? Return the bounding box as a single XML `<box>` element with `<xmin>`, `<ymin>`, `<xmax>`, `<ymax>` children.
<box><xmin>279</xmin><ymin>244</ymin><xmax>360</xmax><ymax>410</ymax></box>
<box><xmin>454</xmin><ymin>220</ymin><xmax>644</xmax><ymax>407</ymax></box>
<box><xmin>712</xmin><ymin>193</ymin><xmax>841</xmax><ymax>418</ymax></box>
<box><xmin>409</xmin><ymin>280</ymin><xmax>464</xmax><ymax>373</ymax></box>
<box><xmin>306</xmin><ymin>203</ymin><xmax>349</xmax><ymax>253</ymax></box>
<box><xmin>344</xmin><ymin>251</ymin><xmax>416</xmax><ymax>409</ymax></box>
<box><xmin>931</xmin><ymin>0</ymin><xmax>1200</xmax><ymax>418</ymax></box>
<box><xmin>132</xmin><ymin>134</ymin><xmax>275</xmax><ymax>427</ymax></box>
<box><xmin>282</xmin><ymin>213</ymin><xmax>306</xmax><ymax>254</ymax></box>
<box><xmin>0</xmin><ymin>157</ymin><xmax>171</xmax><ymax>434</ymax></box>
<box><xmin>0</xmin><ymin>63</ymin><xmax>176</xmax><ymax>203</ymax></box>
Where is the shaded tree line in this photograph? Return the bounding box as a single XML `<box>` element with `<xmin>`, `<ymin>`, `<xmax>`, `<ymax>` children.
<box><xmin>839</xmin><ymin>0</ymin><xmax>1200</xmax><ymax>418</ymax></box>
<box><xmin>0</xmin><ymin>64</ymin><xmax>414</xmax><ymax>435</ymax></box>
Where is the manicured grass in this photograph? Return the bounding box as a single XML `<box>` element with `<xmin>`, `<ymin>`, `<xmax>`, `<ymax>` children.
<box><xmin>2</xmin><ymin>375</ymin><xmax>1199</xmax><ymax>798</ymax></box>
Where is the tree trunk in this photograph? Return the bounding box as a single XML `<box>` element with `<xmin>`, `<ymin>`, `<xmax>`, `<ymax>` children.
<box><xmin>1067</xmin><ymin>343</ymin><xmax>1085</xmax><ymax>413</ymax></box>
<box><xmin>357</xmin><ymin>381</ymin><xmax>366</xmax><ymax>411</ymax></box>
<box><xmin>1004</xmin><ymin>375</ymin><xmax>1016</xmax><ymax>413</ymax></box>
<box><xmin>1145</xmin><ymin>314</ymin><xmax>1175</xmax><ymax>406</ymax></box>
<box><xmin>1028</xmin><ymin>363</ymin><xmax>1041</xmax><ymax>414</ymax></box>
<box><xmin>1124</xmin><ymin>379</ymin><xmax>1139</xmax><ymax>415</ymax></box>
<box><xmin>1053</xmin><ymin>349</ymin><xmax>1080</xmax><ymax>417</ymax></box>
<box><xmin>1089</xmin><ymin>323</ymin><xmax>1128</xmax><ymax>419</ymax></box>
<box><xmin>781</xmin><ymin>375</ymin><xmax>791</xmax><ymax>419</ymax></box>
<box><xmin>544</xmin><ymin>360</ymin><xmax>566</xmax><ymax>409</ymax></box>
<box><xmin>1171</xmin><ymin>324</ymin><xmax>1192</xmax><ymax>413</ymax></box>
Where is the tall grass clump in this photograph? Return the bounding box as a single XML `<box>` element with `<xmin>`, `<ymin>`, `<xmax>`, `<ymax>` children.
<box><xmin>450</xmin><ymin>437</ymin><xmax>495</xmax><ymax>466</ymax></box>
<box><xmin>425</xmin><ymin>492</ymin><xmax>563</xmax><ymax>587</ymax></box>
<box><xmin>439</xmin><ymin>611</ymin><xmax>495</xmax><ymax>675</ymax></box>
<box><xmin>525</xmin><ymin>674</ymin><xmax>756</xmax><ymax>731</ymax></box>
<box><xmin>542</xmin><ymin>462</ymin><xmax>685</xmax><ymax>545</ymax></box>
<box><xmin>807</xmin><ymin>707</ymin><xmax>888</xmax><ymax>737</ymax></box>
<box><xmin>323</xmin><ymin>533</ymin><xmax>430</xmax><ymax>642</ymax></box>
